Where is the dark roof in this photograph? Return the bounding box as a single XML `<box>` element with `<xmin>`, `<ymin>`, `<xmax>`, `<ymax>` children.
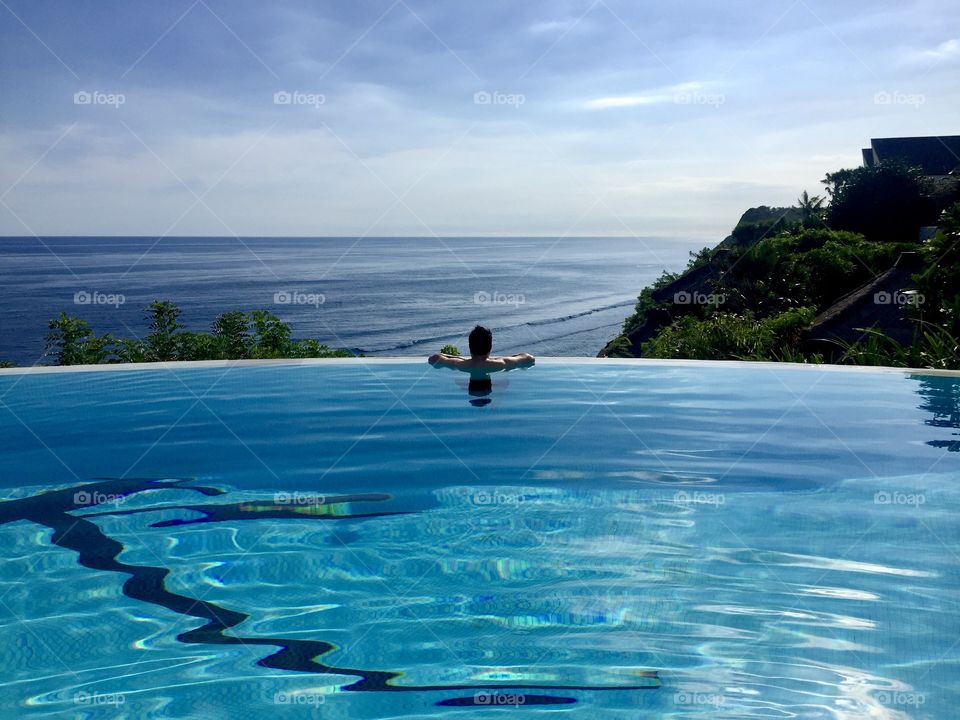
<box><xmin>870</xmin><ymin>135</ymin><xmax>960</xmax><ymax>175</ymax></box>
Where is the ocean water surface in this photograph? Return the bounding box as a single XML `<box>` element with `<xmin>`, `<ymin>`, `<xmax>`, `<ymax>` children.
<box><xmin>0</xmin><ymin>236</ymin><xmax>697</xmax><ymax>365</ymax></box>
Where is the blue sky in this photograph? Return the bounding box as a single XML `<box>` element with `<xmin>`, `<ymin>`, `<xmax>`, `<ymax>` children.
<box><xmin>0</xmin><ymin>0</ymin><xmax>957</xmax><ymax>237</ymax></box>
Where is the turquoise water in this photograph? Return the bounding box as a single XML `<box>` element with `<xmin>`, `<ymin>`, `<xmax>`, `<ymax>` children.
<box><xmin>0</xmin><ymin>360</ymin><xmax>957</xmax><ymax>719</ymax></box>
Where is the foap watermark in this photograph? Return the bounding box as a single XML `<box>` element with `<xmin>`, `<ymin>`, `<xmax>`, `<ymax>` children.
<box><xmin>876</xmin><ymin>691</ymin><xmax>925</xmax><ymax>707</ymax></box>
<box><xmin>873</xmin><ymin>290</ymin><xmax>924</xmax><ymax>306</ymax></box>
<box><xmin>674</xmin><ymin>90</ymin><xmax>725</xmax><ymax>108</ymax></box>
<box><xmin>473</xmin><ymin>692</ymin><xmax>526</xmax><ymax>707</ymax></box>
<box><xmin>673</xmin><ymin>291</ymin><xmax>725</xmax><ymax>306</ymax></box>
<box><xmin>474</xmin><ymin>290</ymin><xmax>525</xmax><ymax>308</ymax></box>
<box><xmin>473</xmin><ymin>90</ymin><xmax>525</xmax><ymax>107</ymax></box>
<box><xmin>273</xmin><ymin>90</ymin><xmax>325</xmax><ymax>108</ymax></box>
<box><xmin>273</xmin><ymin>691</ymin><xmax>325</xmax><ymax>706</ymax></box>
<box><xmin>274</xmin><ymin>290</ymin><xmax>325</xmax><ymax>308</ymax></box>
<box><xmin>471</xmin><ymin>490</ymin><xmax>525</xmax><ymax>506</ymax></box>
<box><xmin>874</xmin><ymin>491</ymin><xmax>925</xmax><ymax>508</ymax></box>
<box><xmin>74</xmin><ymin>90</ymin><xmax>125</xmax><ymax>107</ymax></box>
<box><xmin>874</xmin><ymin>91</ymin><xmax>925</xmax><ymax>108</ymax></box>
<box><xmin>74</xmin><ymin>290</ymin><xmax>125</xmax><ymax>308</ymax></box>
<box><xmin>673</xmin><ymin>490</ymin><xmax>725</xmax><ymax>508</ymax></box>
<box><xmin>274</xmin><ymin>491</ymin><xmax>327</xmax><ymax>506</ymax></box>
<box><xmin>74</xmin><ymin>490</ymin><xmax>124</xmax><ymax>507</ymax></box>
<box><xmin>74</xmin><ymin>691</ymin><xmax>125</xmax><ymax>706</ymax></box>
<box><xmin>673</xmin><ymin>691</ymin><xmax>725</xmax><ymax>708</ymax></box>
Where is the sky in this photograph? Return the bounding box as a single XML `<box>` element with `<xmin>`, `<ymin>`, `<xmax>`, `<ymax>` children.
<box><xmin>0</xmin><ymin>0</ymin><xmax>957</xmax><ymax>238</ymax></box>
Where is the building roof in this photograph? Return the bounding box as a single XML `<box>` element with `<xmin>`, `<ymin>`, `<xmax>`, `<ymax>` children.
<box><xmin>867</xmin><ymin>135</ymin><xmax>960</xmax><ymax>175</ymax></box>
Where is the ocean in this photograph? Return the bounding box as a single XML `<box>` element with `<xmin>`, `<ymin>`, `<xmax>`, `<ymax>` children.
<box><xmin>0</xmin><ymin>236</ymin><xmax>701</xmax><ymax>365</ymax></box>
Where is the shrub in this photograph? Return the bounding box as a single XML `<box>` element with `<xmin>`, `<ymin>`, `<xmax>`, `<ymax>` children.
<box><xmin>45</xmin><ymin>313</ymin><xmax>114</xmax><ymax>365</ymax></box>
<box><xmin>823</xmin><ymin>163</ymin><xmax>930</xmax><ymax>243</ymax></box>
<box><xmin>642</xmin><ymin>307</ymin><xmax>817</xmax><ymax>361</ymax></box>
<box><xmin>45</xmin><ymin>302</ymin><xmax>356</xmax><ymax>365</ymax></box>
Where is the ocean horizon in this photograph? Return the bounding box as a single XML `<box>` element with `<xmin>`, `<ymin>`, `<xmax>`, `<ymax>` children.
<box><xmin>0</xmin><ymin>235</ymin><xmax>701</xmax><ymax>365</ymax></box>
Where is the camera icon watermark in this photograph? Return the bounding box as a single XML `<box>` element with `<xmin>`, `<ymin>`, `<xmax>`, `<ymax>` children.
<box><xmin>273</xmin><ymin>691</ymin><xmax>325</xmax><ymax>705</ymax></box>
<box><xmin>471</xmin><ymin>490</ymin><xmax>525</xmax><ymax>506</ymax></box>
<box><xmin>473</xmin><ymin>692</ymin><xmax>526</xmax><ymax>706</ymax></box>
<box><xmin>874</xmin><ymin>490</ymin><xmax>925</xmax><ymax>508</ymax></box>
<box><xmin>674</xmin><ymin>91</ymin><xmax>725</xmax><ymax>108</ymax></box>
<box><xmin>873</xmin><ymin>290</ymin><xmax>924</xmax><ymax>306</ymax></box>
<box><xmin>74</xmin><ymin>290</ymin><xmax>125</xmax><ymax>308</ymax></box>
<box><xmin>273</xmin><ymin>90</ymin><xmax>326</xmax><ymax>108</ymax></box>
<box><xmin>74</xmin><ymin>490</ymin><xmax>125</xmax><ymax>507</ymax></box>
<box><xmin>874</xmin><ymin>90</ymin><xmax>925</xmax><ymax>108</ymax></box>
<box><xmin>273</xmin><ymin>290</ymin><xmax>325</xmax><ymax>308</ymax></box>
<box><xmin>273</xmin><ymin>491</ymin><xmax>327</xmax><ymax>506</ymax></box>
<box><xmin>73</xmin><ymin>90</ymin><xmax>125</xmax><ymax>108</ymax></box>
<box><xmin>673</xmin><ymin>691</ymin><xmax>725</xmax><ymax>707</ymax></box>
<box><xmin>673</xmin><ymin>490</ymin><xmax>725</xmax><ymax>508</ymax></box>
<box><xmin>473</xmin><ymin>290</ymin><xmax>525</xmax><ymax>308</ymax></box>
<box><xmin>876</xmin><ymin>691</ymin><xmax>925</xmax><ymax>706</ymax></box>
<box><xmin>473</xmin><ymin>90</ymin><xmax>525</xmax><ymax>107</ymax></box>
<box><xmin>74</xmin><ymin>691</ymin><xmax>125</xmax><ymax>706</ymax></box>
<box><xmin>673</xmin><ymin>291</ymin><xmax>725</xmax><ymax>306</ymax></box>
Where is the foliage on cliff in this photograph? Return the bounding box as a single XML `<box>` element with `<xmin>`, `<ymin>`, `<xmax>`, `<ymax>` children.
<box><xmin>608</xmin><ymin>160</ymin><xmax>960</xmax><ymax>369</ymax></box>
<box><xmin>44</xmin><ymin>301</ymin><xmax>355</xmax><ymax>366</ymax></box>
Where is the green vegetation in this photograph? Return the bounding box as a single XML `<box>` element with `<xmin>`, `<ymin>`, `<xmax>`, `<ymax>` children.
<box><xmin>823</xmin><ymin>163</ymin><xmax>932</xmax><ymax>244</ymax></box>
<box><xmin>643</xmin><ymin>308</ymin><xmax>817</xmax><ymax>362</ymax></box>
<box><xmin>609</xmin><ymin>158</ymin><xmax>960</xmax><ymax>370</ymax></box>
<box><xmin>439</xmin><ymin>344</ymin><xmax>461</xmax><ymax>356</ymax></box>
<box><xmin>836</xmin><ymin>325</ymin><xmax>960</xmax><ymax>370</ymax></box>
<box><xmin>45</xmin><ymin>301</ymin><xmax>356</xmax><ymax>366</ymax></box>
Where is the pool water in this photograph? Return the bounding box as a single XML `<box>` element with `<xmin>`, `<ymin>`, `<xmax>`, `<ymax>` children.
<box><xmin>0</xmin><ymin>360</ymin><xmax>957</xmax><ymax>719</ymax></box>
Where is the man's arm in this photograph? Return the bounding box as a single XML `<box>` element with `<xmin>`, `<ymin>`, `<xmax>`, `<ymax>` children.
<box><xmin>501</xmin><ymin>352</ymin><xmax>535</xmax><ymax>369</ymax></box>
<box><xmin>428</xmin><ymin>353</ymin><xmax>465</xmax><ymax>368</ymax></box>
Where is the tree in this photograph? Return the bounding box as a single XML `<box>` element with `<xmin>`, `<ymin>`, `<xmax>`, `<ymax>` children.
<box><xmin>213</xmin><ymin>311</ymin><xmax>252</xmax><ymax>359</ymax></box>
<box><xmin>249</xmin><ymin>310</ymin><xmax>293</xmax><ymax>358</ymax></box>
<box><xmin>796</xmin><ymin>190</ymin><xmax>825</xmax><ymax>227</ymax></box>
<box><xmin>915</xmin><ymin>201</ymin><xmax>960</xmax><ymax>336</ymax></box>
<box><xmin>45</xmin><ymin>313</ymin><xmax>113</xmax><ymax>365</ymax></box>
<box><xmin>822</xmin><ymin>163</ymin><xmax>930</xmax><ymax>243</ymax></box>
<box><xmin>143</xmin><ymin>300</ymin><xmax>183</xmax><ymax>361</ymax></box>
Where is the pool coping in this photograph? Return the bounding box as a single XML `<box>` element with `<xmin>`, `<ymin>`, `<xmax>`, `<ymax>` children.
<box><xmin>2</xmin><ymin>357</ymin><xmax>960</xmax><ymax>377</ymax></box>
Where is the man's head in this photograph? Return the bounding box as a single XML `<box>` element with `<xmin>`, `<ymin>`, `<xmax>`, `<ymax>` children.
<box><xmin>468</xmin><ymin>325</ymin><xmax>493</xmax><ymax>356</ymax></box>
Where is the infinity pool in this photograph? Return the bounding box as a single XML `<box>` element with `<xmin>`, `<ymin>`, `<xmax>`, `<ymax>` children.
<box><xmin>0</xmin><ymin>360</ymin><xmax>957</xmax><ymax>719</ymax></box>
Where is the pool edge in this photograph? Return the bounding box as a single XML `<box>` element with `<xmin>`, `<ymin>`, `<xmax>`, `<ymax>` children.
<box><xmin>2</xmin><ymin>357</ymin><xmax>959</xmax><ymax>378</ymax></box>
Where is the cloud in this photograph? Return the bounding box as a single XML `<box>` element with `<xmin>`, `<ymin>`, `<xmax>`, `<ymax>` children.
<box><xmin>528</xmin><ymin>18</ymin><xmax>578</xmax><ymax>35</ymax></box>
<box><xmin>904</xmin><ymin>37</ymin><xmax>960</xmax><ymax>64</ymax></box>
<box><xmin>584</xmin><ymin>94</ymin><xmax>666</xmax><ymax>109</ymax></box>
<box><xmin>583</xmin><ymin>82</ymin><xmax>714</xmax><ymax>110</ymax></box>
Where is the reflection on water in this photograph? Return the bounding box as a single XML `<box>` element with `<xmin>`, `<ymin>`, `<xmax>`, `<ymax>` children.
<box><xmin>911</xmin><ymin>374</ymin><xmax>960</xmax><ymax>451</ymax></box>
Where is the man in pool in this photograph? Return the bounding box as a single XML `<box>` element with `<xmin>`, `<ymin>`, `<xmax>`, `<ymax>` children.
<box><xmin>428</xmin><ymin>326</ymin><xmax>535</xmax><ymax>403</ymax></box>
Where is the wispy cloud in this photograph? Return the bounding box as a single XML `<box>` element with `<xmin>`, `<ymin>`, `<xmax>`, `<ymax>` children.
<box><xmin>528</xmin><ymin>18</ymin><xmax>578</xmax><ymax>35</ymax></box>
<box><xmin>903</xmin><ymin>37</ymin><xmax>960</xmax><ymax>64</ymax></box>
<box><xmin>583</xmin><ymin>82</ymin><xmax>714</xmax><ymax>110</ymax></box>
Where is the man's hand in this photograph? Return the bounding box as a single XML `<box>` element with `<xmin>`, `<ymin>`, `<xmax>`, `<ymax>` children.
<box><xmin>504</xmin><ymin>352</ymin><xmax>535</xmax><ymax>369</ymax></box>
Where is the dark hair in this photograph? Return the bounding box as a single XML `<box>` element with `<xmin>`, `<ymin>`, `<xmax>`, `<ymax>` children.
<box><xmin>468</xmin><ymin>325</ymin><xmax>493</xmax><ymax>355</ymax></box>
